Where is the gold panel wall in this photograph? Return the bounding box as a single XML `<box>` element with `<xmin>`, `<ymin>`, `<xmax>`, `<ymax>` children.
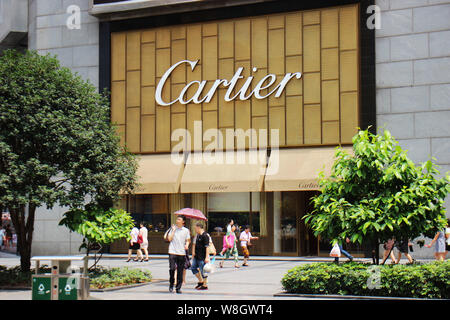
<box><xmin>110</xmin><ymin>4</ymin><xmax>360</xmax><ymax>153</ymax></box>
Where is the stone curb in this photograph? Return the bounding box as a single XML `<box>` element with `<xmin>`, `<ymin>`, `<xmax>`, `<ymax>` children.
<box><xmin>90</xmin><ymin>279</ymin><xmax>165</xmax><ymax>292</ymax></box>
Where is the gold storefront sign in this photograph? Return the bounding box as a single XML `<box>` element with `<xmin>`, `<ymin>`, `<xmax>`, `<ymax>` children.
<box><xmin>110</xmin><ymin>4</ymin><xmax>360</xmax><ymax>153</ymax></box>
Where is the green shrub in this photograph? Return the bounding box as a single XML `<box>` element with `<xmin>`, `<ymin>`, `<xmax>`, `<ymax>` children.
<box><xmin>89</xmin><ymin>267</ymin><xmax>152</xmax><ymax>289</ymax></box>
<box><xmin>281</xmin><ymin>261</ymin><xmax>450</xmax><ymax>299</ymax></box>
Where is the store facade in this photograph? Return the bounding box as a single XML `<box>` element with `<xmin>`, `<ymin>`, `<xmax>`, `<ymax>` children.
<box><xmin>97</xmin><ymin>0</ymin><xmax>376</xmax><ymax>256</ymax></box>
<box><xmin>4</xmin><ymin>0</ymin><xmax>446</xmax><ymax>258</ymax></box>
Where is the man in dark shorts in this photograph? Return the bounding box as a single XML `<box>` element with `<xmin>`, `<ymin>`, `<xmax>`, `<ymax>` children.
<box><xmin>191</xmin><ymin>222</ymin><xmax>211</xmax><ymax>290</ymax></box>
<box><xmin>395</xmin><ymin>238</ymin><xmax>414</xmax><ymax>264</ymax></box>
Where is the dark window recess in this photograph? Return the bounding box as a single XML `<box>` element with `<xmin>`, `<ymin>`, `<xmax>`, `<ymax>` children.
<box><xmin>126</xmin><ymin>194</ymin><xmax>169</xmax><ymax>233</ymax></box>
<box><xmin>207</xmin><ymin>212</ymin><xmax>260</xmax><ymax>234</ymax></box>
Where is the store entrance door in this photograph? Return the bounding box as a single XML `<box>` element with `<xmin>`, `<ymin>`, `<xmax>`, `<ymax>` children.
<box><xmin>297</xmin><ymin>191</ymin><xmax>319</xmax><ymax>256</ymax></box>
<box><xmin>274</xmin><ymin>191</ymin><xmax>319</xmax><ymax>256</ymax></box>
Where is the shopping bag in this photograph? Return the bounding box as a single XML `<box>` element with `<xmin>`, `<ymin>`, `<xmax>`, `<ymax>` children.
<box><xmin>330</xmin><ymin>243</ymin><xmax>341</xmax><ymax>257</ymax></box>
<box><xmin>203</xmin><ymin>256</ymin><xmax>216</xmax><ymax>274</ymax></box>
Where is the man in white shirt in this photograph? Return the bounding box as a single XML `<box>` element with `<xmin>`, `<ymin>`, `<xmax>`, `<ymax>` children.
<box><xmin>167</xmin><ymin>215</ymin><xmax>191</xmax><ymax>293</ymax></box>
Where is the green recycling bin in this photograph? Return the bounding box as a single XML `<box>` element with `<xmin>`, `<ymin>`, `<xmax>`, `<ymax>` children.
<box><xmin>32</xmin><ymin>276</ymin><xmax>52</xmax><ymax>300</ymax></box>
<box><xmin>57</xmin><ymin>276</ymin><xmax>90</xmax><ymax>300</ymax></box>
<box><xmin>58</xmin><ymin>277</ymin><xmax>78</xmax><ymax>300</ymax></box>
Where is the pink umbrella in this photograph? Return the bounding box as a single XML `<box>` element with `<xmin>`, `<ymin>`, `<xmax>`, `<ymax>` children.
<box><xmin>174</xmin><ymin>208</ymin><xmax>207</xmax><ymax>221</ymax></box>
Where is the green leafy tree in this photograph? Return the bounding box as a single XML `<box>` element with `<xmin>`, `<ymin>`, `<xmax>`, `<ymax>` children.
<box><xmin>59</xmin><ymin>205</ymin><xmax>135</xmax><ymax>269</ymax></box>
<box><xmin>305</xmin><ymin>129</ymin><xmax>450</xmax><ymax>264</ymax></box>
<box><xmin>0</xmin><ymin>50</ymin><xmax>138</xmax><ymax>271</ymax></box>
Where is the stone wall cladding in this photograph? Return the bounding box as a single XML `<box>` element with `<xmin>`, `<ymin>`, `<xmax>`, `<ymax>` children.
<box><xmin>28</xmin><ymin>0</ymin><xmax>97</xmax><ymax>256</ymax></box>
<box><xmin>29</xmin><ymin>0</ymin><xmax>99</xmax><ymax>87</ymax></box>
<box><xmin>375</xmin><ymin>0</ymin><xmax>450</xmax><ymax>258</ymax></box>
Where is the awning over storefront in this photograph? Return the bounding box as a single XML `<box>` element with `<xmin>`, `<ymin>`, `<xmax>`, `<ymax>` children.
<box><xmin>264</xmin><ymin>147</ymin><xmax>353</xmax><ymax>191</ymax></box>
<box><xmin>134</xmin><ymin>154</ymin><xmax>184</xmax><ymax>194</ymax></box>
<box><xmin>180</xmin><ymin>150</ymin><xmax>267</xmax><ymax>193</ymax></box>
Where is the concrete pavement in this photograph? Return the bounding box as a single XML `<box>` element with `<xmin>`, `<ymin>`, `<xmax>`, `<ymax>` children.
<box><xmin>0</xmin><ymin>253</ymin><xmax>309</xmax><ymax>300</ymax></box>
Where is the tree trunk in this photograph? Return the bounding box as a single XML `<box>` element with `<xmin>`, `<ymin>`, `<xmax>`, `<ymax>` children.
<box><xmin>9</xmin><ymin>203</ymin><xmax>36</xmax><ymax>272</ymax></box>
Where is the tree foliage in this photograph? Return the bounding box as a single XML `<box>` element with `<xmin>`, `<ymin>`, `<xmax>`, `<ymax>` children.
<box><xmin>0</xmin><ymin>50</ymin><xmax>138</xmax><ymax>271</ymax></box>
<box><xmin>59</xmin><ymin>206</ymin><xmax>134</xmax><ymax>248</ymax></box>
<box><xmin>305</xmin><ymin>129</ymin><xmax>449</xmax><ymax>252</ymax></box>
<box><xmin>59</xmin><ymin>205</ymin><xmax>135</xmax><ymax>269</ymax></box>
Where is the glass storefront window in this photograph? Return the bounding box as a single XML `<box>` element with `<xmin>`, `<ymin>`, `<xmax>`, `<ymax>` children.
<box><xmin>126</xmin><ymin>194</ymin><xmax>169</xmax><ymax>233</ymax></box>
<box><xmin>207</xmin><ymin>192</ymin><xmax>260</xmax><ymax>235</ymax></box>
<box><xmin>273</xmin><ymin>192</ymin><xmax>298</xmax><ymax>254</ymax></box>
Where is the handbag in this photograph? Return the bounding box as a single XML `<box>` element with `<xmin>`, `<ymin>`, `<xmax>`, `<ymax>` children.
<box><xmin>208</xmin><ymin>235</ymin><xmax>217</xmax><ymax>256</ymax></box>
<box><xmin>330</xmin><ymin>243</ymin><xmax>341</xmax><ymax>257</ymax></box>
<box><xmin>224</xmin><ymin>233</ymin><xmax>235</xmax><ymax>249</ymax></box>
<box><xmin>137</xmin><ymin>234</ymin><xmax>143</xmax><ymax>244</ymax></box>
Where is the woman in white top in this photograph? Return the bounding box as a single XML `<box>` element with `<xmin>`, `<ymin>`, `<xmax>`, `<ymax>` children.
<box><xmin>226</xmin><ymin>219</ymin><xmax>234</xmax><ymax>233</ymax></box>
<box><xmin>139</xmin><ymin>222</ymin><xmax>149</xmax><ymax>262</ymax></box>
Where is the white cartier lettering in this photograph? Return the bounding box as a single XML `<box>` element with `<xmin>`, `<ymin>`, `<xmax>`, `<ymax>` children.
<box><xmin>155</xmin><ymin>60</ymin><xmax>302</xmax><ymax>106</ymax></box>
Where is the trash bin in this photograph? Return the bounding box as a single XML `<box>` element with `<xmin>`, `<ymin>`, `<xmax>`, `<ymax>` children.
<box><xmin>31</xmin><ymin>256</ymin><xmax>90</xmax><ymax>300</ymax></box>
<box><xmin>31</xmin><ymin>275</ymin><xmax>51</xmax><ymax>300</ymax></box>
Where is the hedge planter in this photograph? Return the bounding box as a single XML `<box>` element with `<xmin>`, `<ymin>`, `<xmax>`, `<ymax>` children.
<box><xmin>89</xmin><ymin>267</ymin><xmax>152</xmax><ymax>290</ymax></box>
<box><xmin>281</xmin><ymin>261</ymin><xmax>450</xmax><ymax>299</ymax></box>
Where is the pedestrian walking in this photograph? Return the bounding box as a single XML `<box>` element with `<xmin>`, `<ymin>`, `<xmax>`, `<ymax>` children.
<box><xmin>166</xmin><ymin>215</ymin><xmax>191</xmax><ymax>294</ymax></box>
<box><xmin>425</xmin><ymin>225</ymin><xmax>448</xmax><ymax>261</ymax></box>
<box><xmin>126</xmin><ymin>224</ymin><xmax>143</xmax><ymax>262</ymax></box>
<box><xmin>191</xmin><ymin>222</ymin><xmax>211</xmax><ymax>290</ymax></box>
<box><xmin>381</xmin><ymin>238</ymin><xmax>397</xmax><ymax>264</ymax></box>
<box><xmin>395</xmin><ymin>238</ymin><xmax>414</xmax><ymax>264</ymax></box>
<box><xmin>0</xmin><ymin>226</ymin><xmax>4</xmax><ymax>250</ymax></box>
<box><xmin>4</xmin><ymin>225</ymin><xmax>12</xmax><ymax>249</ymax></box>
<box><xmin>139</xmin><ymin>222</ymin><xmax>149</xmax><ymax>262</ymax></box>
<box><xmin>219</xmin><ymin>223</ymin><xmax>237</xmax><ymax>256</ymax></box>
<box><xmin>333</xmin><ymin>237</ymin><xmax>354</xmax><ymax>263</ymax></box>
<box><xmin>239</xmin><ymin>225</ymin><xmax>258</xmax><ymax>267</ymax></box>
<box><xmin>446</xmin><ymin>219</ymin><xmax>450</xmax><ymax>253</ymax></box>
<box><xmin>219</xmin><ymin>224</ymin><xmax>240</xmax><ymax>268</ymax></box>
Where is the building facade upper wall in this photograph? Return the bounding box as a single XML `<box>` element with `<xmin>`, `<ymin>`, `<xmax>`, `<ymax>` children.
<box><xmin>374</xmin><ymin>0</ymin><xmax>450</xmax><ymax>219</ymax></box>
<box><xmin>109</xmin><ymin>4</ymin><xmax>361</xmax><ymax>154</ymax></box>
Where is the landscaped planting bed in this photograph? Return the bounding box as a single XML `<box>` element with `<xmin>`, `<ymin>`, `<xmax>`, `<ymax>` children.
<box><xmin>89</xmin><ymin>267</ymin><xmax>152</xmax><ymax>289</ymax></box>
<box><xmin>0</xmin><ymin>265</ymin><xmax>50</xmax><ymax>288</ymax></box>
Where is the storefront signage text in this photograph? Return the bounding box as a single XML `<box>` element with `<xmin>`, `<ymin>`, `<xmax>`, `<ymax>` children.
<box><xmin>208</xmin><ymin>184</ymin><xmax>229</xmax><ymax>191</ymax></box>
<box><xmin>155</xmin><ymin>60</ymin><xmax>302</xmax><ymax>106</ymax></box>
<box><xmin>298</xmin><ymin>182</ymin><xmax>319</xmax><ymax>189</ymax></box>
